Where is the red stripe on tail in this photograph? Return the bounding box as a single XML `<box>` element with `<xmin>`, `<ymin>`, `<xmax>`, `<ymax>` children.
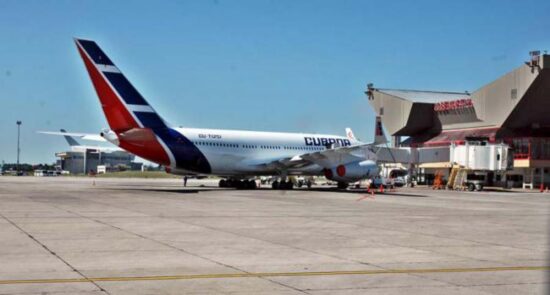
<box><xmin>117</xmin><ymin>128</ymin><xmax>171</xmax><ymax>166</ymax></box>
<box><xmin>76</xmin><ymin>45</ymin><xmax>139</xmax><ymax>133</ymax></box>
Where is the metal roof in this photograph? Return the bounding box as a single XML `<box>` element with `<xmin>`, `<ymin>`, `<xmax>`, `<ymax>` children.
<box><xmin>376</xmin><ymin>89</ymin><xmax>471</xmax><ymax>103</ymax></box>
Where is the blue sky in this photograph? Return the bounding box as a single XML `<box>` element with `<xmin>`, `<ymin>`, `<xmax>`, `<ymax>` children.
<box><xmin>1</xmin><ymin>0</ymin><xmax>549</xmax><ymax>164</ymax></box>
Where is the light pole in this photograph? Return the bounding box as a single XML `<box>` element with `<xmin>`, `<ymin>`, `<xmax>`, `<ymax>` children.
<box><xmin>16</xmin><ymin>121</ymin><xmax>21</xmax><ymax>174</ymax></box>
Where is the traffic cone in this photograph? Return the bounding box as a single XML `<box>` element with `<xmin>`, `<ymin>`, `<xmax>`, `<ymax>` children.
<box><xmin>379</xmin><ymin>184</ymin><xmax>384</xmax><ymax>193</ymax></box>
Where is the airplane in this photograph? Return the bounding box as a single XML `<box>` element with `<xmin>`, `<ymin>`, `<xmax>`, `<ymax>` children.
<box><xmin>73</xmin><ymin>38</ymin><xmax>387</xmax><ymax>189</ymax></box>
<box><xmin>38</xmin><ymin>129</ymin><xmax>123</xmax><ymax>153</ymax></box>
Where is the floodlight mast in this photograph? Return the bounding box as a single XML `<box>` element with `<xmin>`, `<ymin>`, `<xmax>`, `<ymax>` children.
<box><xmin>16</xmin><ymin>121</ymin><xmax>21</xmax><ymax>175</ymax></box>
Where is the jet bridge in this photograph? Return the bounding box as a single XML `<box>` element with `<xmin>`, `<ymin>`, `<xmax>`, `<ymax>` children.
<box><xmin>376</xmin><ymin>142</ymin><xmax>512</xmax><ymax>171</ymax></box>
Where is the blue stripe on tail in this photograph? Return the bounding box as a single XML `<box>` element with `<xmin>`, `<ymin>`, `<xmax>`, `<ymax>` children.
<box><xmin>104</xmin><ymin>72</ymin><xmax>149</xmax><ymax>105</ymax></box>
<box><xmin>154</xmin><ymin>128</ymin><xmax>212</xmax><ymax>174</ymax></box>
<box><xmin>134</xmin><ymin>112</ymin><xmax>167</xmax><ymax>129</ymax></box>
<box><xmin>78</xmin><ymin>40</ymin><xmax>114</xmax><ymax>66</ymax></box>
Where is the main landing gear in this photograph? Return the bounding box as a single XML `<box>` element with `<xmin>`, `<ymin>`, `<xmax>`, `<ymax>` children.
<box><xmin>271</xmin><ymin>180</ymin><xmax>294</xmax><ymax>190</ymax></box>
<box><xmin>337</xmin><ymin>181</ymin><xmax>348</xmax><ymax>190</ymax></box>
<box><xmin>218</xmin><ymin>177</ymin><xmax>312</xmax><ymax>190</ymax></box>
<box><xmin>219</xmin><ymin>179</ymin><xmax>257</xmax><ymax>189</ymax></box>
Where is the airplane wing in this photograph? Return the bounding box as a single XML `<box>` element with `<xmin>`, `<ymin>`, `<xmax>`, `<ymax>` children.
<box><xmin>246</xmin><ymin>154</ymin><xmax>311</xmax><ymax>170</ymax></box>
<box><xmin>38</xmin><ymin>131</ymin><xmax>106</xmax><ymax>142</ymax></box>
<box><xmin>249</xmin><ymin>144</ymin><xmax>377</xmax><ymax>171</ymax></box>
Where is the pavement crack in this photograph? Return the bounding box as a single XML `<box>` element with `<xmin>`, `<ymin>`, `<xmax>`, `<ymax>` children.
<box><xmin>49</xmin><ymin>202</ymin><xmax>310</xmax><ymax>294</ymax></box>
<box><xmin>0</xmin><ymin>212</ymin><xmax>111</xmax><ymax>295</ymax></box>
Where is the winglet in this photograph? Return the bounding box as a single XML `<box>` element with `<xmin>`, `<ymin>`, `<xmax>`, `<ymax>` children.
<box><xmin>345</xmin><ymin>128</ymin><xmax>356</xmax><ymax>141</ymax></box>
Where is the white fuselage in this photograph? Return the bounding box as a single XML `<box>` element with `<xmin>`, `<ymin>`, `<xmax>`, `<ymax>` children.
<box><xmin>168</xmin><ymin>127</ymin><xmax>363</xmax><ymax>176</ymax></box>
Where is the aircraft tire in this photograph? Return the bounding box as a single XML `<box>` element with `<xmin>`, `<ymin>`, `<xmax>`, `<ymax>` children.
<box><xmin>286</xmin><ymin>181</ymin><xmax>294</xmax><ymax>190</ymax></box>
<box><xmin>337</xmin><ymin>182</ymin><xmax>348</xmax><ymax>190</ymax></box>
<box><xmin>236</xmin><ymin>180</ymin><xmax>247</xmax><ymax>189</ymax></box>
<box><xmin>279</xmin><ymin>180</ymin><xmax>292</xmax><ymax>190</ymax></box>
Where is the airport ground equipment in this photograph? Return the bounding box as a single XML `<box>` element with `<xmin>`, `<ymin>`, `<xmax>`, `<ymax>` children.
<box><xmin>447</xmin><ymin>165</ymin><xmax>460</xmax><ymax>189</ymax></box>
<box><xmin>452</xmin><ymin>168</ymin><xmax>468</xmax><ymax>190</ymax></box>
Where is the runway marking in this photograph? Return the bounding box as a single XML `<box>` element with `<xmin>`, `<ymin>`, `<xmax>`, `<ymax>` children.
<box><xmin>0</xmin><ymin>266</ymin><xmax>547</xmax><ymax>285</ymax></box>
<box><xmin>356</xmin><ymin>193</ymin><xmax>375</xmax><ymax>202</ymax></box>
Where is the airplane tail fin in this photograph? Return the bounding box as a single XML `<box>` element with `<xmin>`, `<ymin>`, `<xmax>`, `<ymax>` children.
<box><xmin>374</xmin><ymin>116</ymin><xmax>388</xmax><ymax>145</ymax></box>
<box><xmin>74</xmin><ymin>38</ymin><xmax>168</xmax><ymax>133</ymax></box>
<box><xmin>74</xmin><ymin>38</ymin><xmax>211</xmax><ymax>173</ymax></box>
<box><xmin>60</xmin><ymin>129</ymin><xmax>80</xmax><ymax>146</ymax></box>
<box><xmin>74</xmin><ymin>38</ymin><xmax>173</xmax><ymax>166</ymax></box>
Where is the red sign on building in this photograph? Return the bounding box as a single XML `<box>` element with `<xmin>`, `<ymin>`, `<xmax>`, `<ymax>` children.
<box><xmin>434</xmin><ymin>98</ymin><xmax>473</xmax><ymax>112</ymax></box>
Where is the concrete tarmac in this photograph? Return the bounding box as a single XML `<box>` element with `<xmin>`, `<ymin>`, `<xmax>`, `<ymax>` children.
<box><xmin>0</xmin><ymin>177</ymin><xmax>548</xmax><ymax>294</ymax></box>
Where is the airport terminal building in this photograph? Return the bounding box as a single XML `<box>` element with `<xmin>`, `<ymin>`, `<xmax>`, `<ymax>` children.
<box><xmin>56</xmin><ymin>150</ymin><xmax>141</xmax><ymax>175</ymax></box>
<box><xmin>367</xmin><ymin>52</ymin><xmax>550</xmax><ymax>188</ymax></box>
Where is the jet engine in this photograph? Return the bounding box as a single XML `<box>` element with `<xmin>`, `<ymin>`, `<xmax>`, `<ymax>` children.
<box><xmin>323</xmin><ymin>160</ymin><xmax>378</xmax><ymax>183</ymax></box>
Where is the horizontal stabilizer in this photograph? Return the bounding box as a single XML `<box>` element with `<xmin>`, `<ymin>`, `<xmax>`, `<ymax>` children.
<box><xmin>38</xmin><ymin>131</ymin><xmax>106</xmax><ymax>142</ymax></box>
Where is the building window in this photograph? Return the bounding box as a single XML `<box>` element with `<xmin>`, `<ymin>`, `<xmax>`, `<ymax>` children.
<box><xmin>379</xmin><ymin>107</ymin><xmax>384</xmax><ymax>116</ymax></box>
<box><xmin>511</xmin><ymin>88</ymin><xmax>517</xmax><ymax>99</ymax></box>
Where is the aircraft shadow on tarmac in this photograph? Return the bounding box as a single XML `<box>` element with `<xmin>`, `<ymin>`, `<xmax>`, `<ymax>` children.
<box><xmin>303</xmin><ymin>188</ymin><xmax>428</xmax><ymax>197</ymax></box>
<box><xmin>102</xmin><ymin>187</ymin><xmax>204</xmax><ymax>194</ymax></box>
<box><xmin>102</xmin><ymin>186</ymin><xmax>428</xmax><ymax>197</ymax></box>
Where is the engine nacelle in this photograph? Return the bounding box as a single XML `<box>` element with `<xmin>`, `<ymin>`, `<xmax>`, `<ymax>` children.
<box><xmin>323</xmin><ymin>160</ymin><xmax>378</xmax><ymax>183</ymax></box>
